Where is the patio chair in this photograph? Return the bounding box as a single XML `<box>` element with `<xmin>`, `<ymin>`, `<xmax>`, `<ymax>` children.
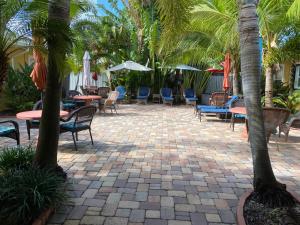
<box><xmin>230</xmin><ymin>99</ymin><xmax>246</xmax><ymax>131</ymax></box>
<box><xmin>60</xmin><ymin>105</ymin><xmax>97</xmax><ymax>151</ymax></box>
<box><xmin>160</xmin><ymin>88</ymin><xmax>174</xmax><ymax>106</ymax></box>
<box><xmin>0</xmin><ymin>120</ymin><xmax>20</xmax><ymax>145</ymax></box>
<box><xmin>137</xmin><ymin>87</ymin><xmax>151</xmax><ymax>104</ymax></box>
<box><xmin>262</xmin><ymin>108</ymin><xmax>290</xmax><ymax>143</ymax></box>
<box><xmin>197</xmin><ymin>96</ymin><xmax>239</xmax><ymax>121</ymax></box>
<box><xmin>210</xmin><ymin>92</ymin><xmax>229</xmax><ymax>106</ymax></box>
<box><xmin>65</xmin><ymin>90</ymin><xmax>85</xmax><ymax>108</ymax></box>
<box><xmin>99</xmin><ymin>91</ymin><xmax>119</xmax><ymax>114</ymax></box>
<box><xmin>116</xmin><ymin>86</ymin><xmax>126</xmax><ymax>102</ymax></box>
<box><xmin>80</xmin><ymin>86</ymin><xmax>89</xmax><ymax>95</ymax></box>
<box><xmin>26</xmin><ymin>100</ymin><xmax>43</xmax><ymax>140</ymax></box>
<box><xmin>279</xmin><ymin>112</ymin><xmax>300</xmax><ymax>141</ymax></box>
<box><xmin>98</xmin><ymin>87</ymin><xmax>111</xmax><ymax>98</ymax></box>
<box><xmin>183</xmin><ymin>88</ymin><xmax>198</xmax><ymax>106</ymax></box>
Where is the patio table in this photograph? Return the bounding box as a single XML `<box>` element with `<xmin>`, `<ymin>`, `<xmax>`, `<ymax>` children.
<box><xmin>16</xmin><ymin>110</ymin><xmax>69</xmax><ymax>120</ymax></box>
<box><xmin>73</xmin><ymin>95</ymin><xmax>101</xmax><ymax>106</ymax></box>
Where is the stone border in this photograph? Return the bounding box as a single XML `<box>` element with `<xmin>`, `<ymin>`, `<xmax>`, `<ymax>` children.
<box><xmin>237</xmin><ymin>189</ymin><xmax>300</xmax><ymax>225</ymax></box>
<box><xmin>32</xmin><ymin>208</ymin><xmax>54</xmax><ymax>225</ymax></box>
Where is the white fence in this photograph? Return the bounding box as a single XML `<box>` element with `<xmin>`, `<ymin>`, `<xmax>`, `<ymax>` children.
<box><xmin>69</xmin><ymin>72</ymin><xmax>109</xmax><ymax>92</ymax></box>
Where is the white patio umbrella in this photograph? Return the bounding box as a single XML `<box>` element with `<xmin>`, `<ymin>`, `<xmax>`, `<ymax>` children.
<box><xmin>174</xmin><ymin>64</ymin><xmax>200</xmax><ymax>71</ymax></box>
<box><xmin>83</xmin><ymin>51</ymin><xmax>91</xmax><ymax>87</ymax></box>
<box><xmin>107</xmin><ymin>61</ymin><xmax>152</xmax><ymax>72</ymax></box>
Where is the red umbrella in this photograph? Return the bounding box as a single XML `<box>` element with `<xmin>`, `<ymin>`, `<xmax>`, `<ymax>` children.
<box><xmin>30</xmin><ymin>49</ymin><xmax>47</xmax><ymax>91</ymax></box>
<box><xmin>223</xmin><ymin>53</ymin><xmax>231</xmax><ymax>91</ymax></box>
<box><xmin>206</xmin><ymin>68</ymin><xmax>224</xmax><ymax>73</ymax></box>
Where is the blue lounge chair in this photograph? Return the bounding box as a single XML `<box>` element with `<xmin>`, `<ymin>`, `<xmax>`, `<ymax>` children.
<box><xmin>116</xmin><ymin>86</ymin><xmax>126</xmax><ymax>102</ymax></box>
<box><xmin>0</xmin><ymin>120</ymin><xmax>20</xmax><ymax>145</ymax></box>
<box><xmin>197</xmin><ymin>96</ymin><xmax>239</xmax><ymax>121</ymax></box>
<box><xmin>183</xmin><ymin>88</ymin><xmax>198</xmax><ymax>106</ymax></box>
<box><xmin>137</xmin><ymin>87</ymin><xmax>151</xmax><ymax>104</ymax></box>
<box><xmin>160</xmin><ymin>88</ymin><xmax>174</xmax><ymax>106</ymax></box>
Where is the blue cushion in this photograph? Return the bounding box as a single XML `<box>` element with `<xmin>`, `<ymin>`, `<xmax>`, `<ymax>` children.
<box><xmin>161</xmin><ymin>88</ymin><xmax>172</xmax><ymax>98</ymax></box>
<box><xmin>225</xmin><ymin>95</ymin><xmax>239</xmax><ymax>107</ymax></box>
<box><xmin>63</xmin><ymin>103</ymin><xmax>76</xmax><ymax>109</ymax></box>
<box><xmin>138</xmin><ymin>87</ymin><xmax>150</xmax><ymax>97</ymax></box>
<box><xmin>200</xmin><ymin>108</ymin><xmax>229</xmax><ymax>113</ymax></box>
<box><xmin>137</xmin><ymin>96</ymin><xmax>148</xmax><ymax>99</ymax></box>
<box><xmin>60</xmin><ymin>122</ymin><xmax>89</xmax><ymax>132</ymax></box>
<box><xmin>234</xmin><ymin>114</ymin><xmax>246</xmax><ymax>119</ymax></box>
<box><xmin>117</xmin><ymin>96</ymin><xmax>125</xmax><ymax>100</ymax></box>
<box><xmin>0</xmin><ymin>126</ymin><xmax>15</xmax><ymax>135</ymax></box>
<box><xmin>186</xmin><ymin>97</ymin><xmax>198</xmax><ymax>101</ymax></box>
<box><xmin>163</xmin><ymin>97</ymin><xmax>174</xmax><ymax>101</ymax></box>
<box><xmin>31</xmin><ymin>120</ymin><xmax>40</xmax><ymax>125</ymax></box>
<box><xmin>184</xmin><ymin>89</ymin><xmax>195</xmax><ymax>98</ymax></box>
<box><xmin>196</xmin><ymin>105</ymin><xmax>220</xmax><ymax>110</ymax></box>
<box><xmin>116</xmin><ymin>86</ymin><xmax>126</xmax><ymax>96</ymax></box>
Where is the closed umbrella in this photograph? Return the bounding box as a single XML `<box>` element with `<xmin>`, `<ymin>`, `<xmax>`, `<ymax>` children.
<box><xmin>30</xmin><ymin>48</ymin><xmax>47</xmax><ymax>91</ymax></box>
<box><xmin>223</xmin><ymin>53</ymin><xmax>231</xmax><ymax>91</ymax></box>
<box><xmin>83</xmin><ymin>51</ymin><xmax>91</xmax><ymax>87</ymax></box>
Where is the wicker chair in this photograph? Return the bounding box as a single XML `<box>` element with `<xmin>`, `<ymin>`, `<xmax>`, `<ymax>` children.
<box><xmin>99</xmin><ymin>91</ymin><xmax>119</xmax><ymax>114</ymax></box>
<box><xmin>0</xmin><ymin>120</ymin><xmax>20</xmax><ymax>145</ymax></box>
<box><xmin>230</xmin><ymin>99</ymin><xmax>246</xmax><ymax>131</ymax></box>
<box><xmin>160</xmin><ymin>88</ymin><xmax>174</xmax><ymax>106</ymax></box>
<box><xmin>210</xmin><ymin>92</ymin><xmax>229</xmax><ymax>106</ymax></box>
<box><xmin>65</xmin><ymin>90</ymin><xmax>85</xmax><ymax>108</ymax></box>
<box><xmin>279</xmin><ymin>112</ymin><xmax>300</xmax><ymax>141</ymax></box>
<box><xmin>137</xmin><ymin>87</ymin><xmax>151</xmax><ymax>104</ymax></box>
<box><xmin>98</xmin><ymin>87</ymin><xmax>110</xmax><ymax>98</ymax></box>
<box><xmin>263</xmin><ymin>108</ymin><xmax>290</xmax><ymax>143</ymax></box>
<box><xmin>26</xmin><ymin>100</ymin><xmax>43</xmax><ymax>140</ymax></box>
<box><xmin>60</xmin><ymin>105</ymin><xmax>97</xmax><ymax>151</ymax></box>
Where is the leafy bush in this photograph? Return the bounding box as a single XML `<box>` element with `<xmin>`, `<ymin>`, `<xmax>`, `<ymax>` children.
<box><xmin>0</xmin><ymin>146</ymin><xmax>35</xmax><ymax>173</ymax></box>
<box><xmin>0</xmin><ymin>167</ymin><xmax>67</xmax><ymax>225</ymax></box>
<box><xmin>272</xmin><ymin>91</ymin><xmax>300</xmax><ymax>114</ymax></box>
<box><xmin>0</xmin><ymin>146</ymin><xmax>67</xmax><ymax>225</ymax></box>
<box><xmin>2</xmin><ymin>64</ymin><xmax>40</xmax><ymax>112</ymax></box>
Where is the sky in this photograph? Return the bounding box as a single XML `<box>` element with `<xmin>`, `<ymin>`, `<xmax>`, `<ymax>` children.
<box><xmin>92</xmin><ymin>0</ymin><xmax>124</xmax><ymax>15</ymax></box>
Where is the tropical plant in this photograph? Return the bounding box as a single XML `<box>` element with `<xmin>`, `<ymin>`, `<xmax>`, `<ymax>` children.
<box><xmin>0</xmin><ymin>167</ymin><xmax>67</xmax><ymax>225</ymax></box>
<box><xmin>2</xmin><ymin>64</ymin><xmax>40</xmax><ymax>112</ymax></box>
<box><xmin>0</xmin><ymin>146</ymin><xmax>35</xmax><ymax>173</ymax></box>
<box><xmin>273</xmin><ymin>91</ymin><xmax>300</xmax><ymax>114</ymax></box>
<box><xmin>0</xmin><ymin>0</ymin><xmax>29</xmax><ymax>93</ymax></box>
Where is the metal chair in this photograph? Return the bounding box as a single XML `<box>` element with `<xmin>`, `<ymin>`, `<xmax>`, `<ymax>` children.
<box><xmin>279</xmin><ymin>112</ymin><xmax>300</xmax><ymax>141</ymax></box>
<box><xmin>0</xmin><ymin>120</ymin><xmax>20</xmax><ymax>145</ymax></box>
<box><xmin>26</xmin><ymin>100</ymin><xmax>43</xmax><ymax>140</ymax></box>
<box><xmin>60</xmin><ymin>105</ymin><xmax>97</xmax><ymax>151</ymax></box>
<box><xmin>230</xmin><ymin>99</ymin><xmax>246</xmax><ymax>131</ymax></box>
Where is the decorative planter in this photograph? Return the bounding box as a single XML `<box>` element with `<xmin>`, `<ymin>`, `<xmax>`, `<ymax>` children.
<box><xmin>237</xmin><ymin>189</ymin><xmax>300</xmax><ymax>225</ymax></box>
<box><xmin>32</xmin><ymin>208</ymin><xmax>54</xmax><ymax>225</ymax></box>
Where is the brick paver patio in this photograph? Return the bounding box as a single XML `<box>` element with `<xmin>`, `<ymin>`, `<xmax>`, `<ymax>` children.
<box><xmin>1</xmin><ymin>104</ymin><xmax>300</xmax><ymax>225</ymax></box>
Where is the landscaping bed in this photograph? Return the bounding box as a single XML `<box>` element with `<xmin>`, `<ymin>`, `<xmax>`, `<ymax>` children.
<box><xmin>0</xmin><ymin>146</ymin><xmax>67</xmax><ymax>225</ymax></box>
<box><xmin>241</xmin><ymin>191</ymin><xmax>300</xmax><ymax>225</ymax></box>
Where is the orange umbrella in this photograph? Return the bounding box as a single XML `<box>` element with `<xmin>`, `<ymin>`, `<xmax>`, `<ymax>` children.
<box><xmin>30</xmin><ymin>46</ymin><xmax>47</xmax><ymax>91</ymax></box>
<box><xmin>223</xmin><ymin>53</ymin><xmax>231</xmax><ymax>91</ymax></box>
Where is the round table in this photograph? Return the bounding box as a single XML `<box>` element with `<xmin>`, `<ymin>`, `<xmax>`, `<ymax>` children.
<box><xmin>16</xmin><ymin>110</ymin><xmax>69</xmax><ymax>120</ymax></box>
<box><xmin>73</xmin><ymin>95</ymin><xmax>101</xmax><ymax>105</ymax></box>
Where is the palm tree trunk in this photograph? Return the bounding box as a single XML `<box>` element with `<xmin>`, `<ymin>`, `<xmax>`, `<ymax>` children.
<box><xmin>238</xmin><ymin>0</ymin><xmax>294</xmax><ymax>207</ymax></box>
<box><xmin>265</xmin><ymin>66</ymin><xmax>274</xmax><ymax>107</ymax></box>
<box><xmin>35</xmin><ymin>0</ymin><xmax>70</xmax><ymax>169</ymax></box>
<box><xmin>232</xmin><ymin>61</ymin><xmax>239</xmax><ymax>95</ymax></box>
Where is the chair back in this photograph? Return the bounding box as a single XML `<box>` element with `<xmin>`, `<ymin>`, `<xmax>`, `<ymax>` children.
<box><xmin>184</xmin><ymin>89</ymin><xmax>195</xmax><ymax>98</ymax></box>
<box><xmin>98</xmin><ymin>87</ymin><xmax>110</xmax><ymax>98</ymax></box>
<box><xmin>105</xmin><ymin>91</ymin><xmax>119</xmax><ymax>106</ymax></box>
<box><xmin>33</xmin><ymin>100</ymin><xmax>43</xmax><ymax>110</ymax></box>
<box><xmin>68</xmin><ymin>90</ymin><xmax>81</xmax><ymax>98</ymax></box>
<box><xmin>116</xmin><ymin>86</ymin><xmax>126</xmax><ymax>97</ymax></box>
<box><xmin>160</xmin><ymin>88</ymin><xmax>172</xmax><ymax>98</ymax></box>
<box><xmin>74</xmin><ymin>106</ymin><xmax>97</xmax><ymax>127</ymax></box>
<box><xmin>138</xmin><ymin>87</ymin><xmax>150</xmax><ymax>97</ymax></box>
<box><xmin>263</xmin><ymin>107</ymin><xmax>290</xmax><ymax>135</ymax></box>
<box><xmin>210</xmin><ymin>92</ymin><xmax>228</xmax><ymax>106</ymax></box>
<box><xmin>289</xmin><ymin>112</ymin><xmax>300</xmax><ymax>129</ymax></box>
<box><xmin>80</xmin><ymin>86</ymin><xmax>89</xmax><ymax>95</ymax></box>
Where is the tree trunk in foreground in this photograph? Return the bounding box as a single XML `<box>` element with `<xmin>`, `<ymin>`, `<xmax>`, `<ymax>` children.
<box><xmin>232</xmin><ymin>61</ymin><xmax>239</xmax><ymax>96</ymax></box>
<box><xmin>35</xmin><ymin>0</ymin><xmax>70</xmax><ymax>168</ymax></box>
<box><xmin>0</xmin><ymin>54</ymin><xmax>9</xmax><ymax>94</ymax></box>
<box><xmin>238</xmin><ymin>0</ymin><xmax>294</xmax><ymax>207</ymax></box>
<box><xmin>265</xmin><ymin>66</ymin><xmax>274</xmax><ymax>107</ymax></box>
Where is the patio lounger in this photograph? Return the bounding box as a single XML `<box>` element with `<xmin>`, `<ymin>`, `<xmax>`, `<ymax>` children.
<box><xmin>196</xmin><ymin>96</ymin><xmax>239</xmax><ymax>115</ymax></box>
<box><xmin>160</xmin><ymin>88</ymin><xmax>174</xmax><ymax>106</ymax></box>
<box><xmin>279</xmin><ymin>112</ymin><xmax>300</xmax><ymax>141</ymax></box>
<box><xmin>137</xmin><ymin>87</ymin><xmax>151</xmax><ymax>104</ymax></box>
<box><xmin>183</xmin><ymin>88</ymin><xmax>198</xmax><ymax>106</ymax></box>
<box><xmin>198</xmin><ymin>108</ymin><xmax>231</xmax><ymax>122</ymax></box>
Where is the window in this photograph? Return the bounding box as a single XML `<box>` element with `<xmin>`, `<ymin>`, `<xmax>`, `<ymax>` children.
<box><xmin>274</xmin><ymin>64</ymin><xmax>284</xmax><ymax>81</ymax></box>
<box><xmin>294</xmin><ymin>65</ymin><xmax>300</xmax><ymax>90</ymax></box>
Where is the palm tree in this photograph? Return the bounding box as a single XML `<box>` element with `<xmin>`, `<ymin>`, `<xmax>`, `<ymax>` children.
<box><xmin>35</xmin><ymin>0</ymin><xmax>71</xmax><ymax>169</ymax></box>
<box><xmin>157</xmin><ymin>0</ymin><xmax>296</xmax><ymax>206</ymax></box>
<box><xmin>0</xmin><ymin>0</ymin><xmax>28</xmax><ymax>92</ymax></box>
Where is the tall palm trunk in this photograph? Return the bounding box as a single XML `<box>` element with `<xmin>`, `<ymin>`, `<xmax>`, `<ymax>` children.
<box><xmin>232</xmin><ymin>60</ymin><xmax>239</xmax><ymax>95</ymax></box>
<box><xmin>35</xmin><ymin>0</ymin><xmax>70</xmax><ymax>168</ymax></box>
<box><xmin>238</xmin><ymin>0</ymin><xmax>294</xmax><ymax>207</ymax></box>
<box><xmin>265</xmin><ymin>66</ymin><xmax>274</xmax><ymax>107</ymax></box>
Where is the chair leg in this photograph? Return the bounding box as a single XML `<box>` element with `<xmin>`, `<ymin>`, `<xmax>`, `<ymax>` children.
<box><xmin>76</xmin><ymin>132</ymin><xmax>79</xmax><ymax>141</ymax></box>
<box><xmin>89</xmin><ymin>128</ymin><xmax>94</xmax><ymax>145</ymax></box>
<box><xmin>71</xmin><ymin>132</ymin><xmax>78</xmax><ymax>151</ymax></box>
<box><xmin>26</xmin><ymin>120</ymin><xmax>31</xmax><ymax>140</ymax></box>
<box><xmin>285</xmin><ymin>130</ymin><xmax>290</xmax><ymax>142</ymax></box>
<box><xmin>113</xmin><ymin>105</ymin><xmax>117</xmax><ymax>114</ymax></box>
<box><xmin>16</xmin><ymin>131</ymin><xmax>20</xmax><ymax>146</ymax></box>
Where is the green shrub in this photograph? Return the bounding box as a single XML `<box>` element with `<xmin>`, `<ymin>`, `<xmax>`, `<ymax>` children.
<box><xmin>272</xmin><ymin>90</ymin><xmax>300</xmax><ymax>114</ymax></box>
<box><xmin>0</xmin><ymin>167</ymin><xmax>67</xmax><ymax>225</ymax></box>
<box><xmin>2</xmin><ymin>64</ymin><xmax>40</xmax><ymax>112</ymax></box>
<box><xmin>0</xmin><ymin>146</ymin><xmax>35</xmax><ymax>173</ymax></box>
